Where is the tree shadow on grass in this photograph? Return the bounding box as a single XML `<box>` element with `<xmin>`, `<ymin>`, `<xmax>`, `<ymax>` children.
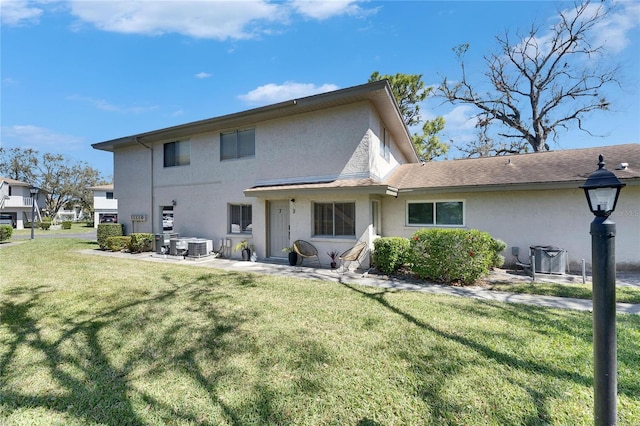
<box><xmin>339</xmin><ymin>283</ymin><xmax>598</xmax><ymax>425</ymax></box>
<box><xmin>0</xmin><ymin>271</ymin><xmax>294</xmax><ymax>425</ymax></box>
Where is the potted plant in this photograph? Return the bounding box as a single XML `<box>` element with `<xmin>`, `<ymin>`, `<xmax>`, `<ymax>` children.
<box><xmin>233</xmin><ymin>240</ymin><xmax>251</xmax><ymax>261</ymax></box>
<box><xmin>327</xmin><ymin>250</ymin><xmax>340</xmax><ymax>269</ymax></box>
<box><xmin>283</xmin><ymin>246</ymin><xmax>298</xmax><ymax>266</ymax></box>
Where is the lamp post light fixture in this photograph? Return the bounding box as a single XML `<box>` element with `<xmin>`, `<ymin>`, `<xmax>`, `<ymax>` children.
<box><xmin>29</xmin><ymin>186</ymin><xmax>39</xmax><ymax>240</ymax></box>
<box><xmin>580</xmin><ymin>155</ymin><xmax>625</xmax><ymax>426</ymax></box>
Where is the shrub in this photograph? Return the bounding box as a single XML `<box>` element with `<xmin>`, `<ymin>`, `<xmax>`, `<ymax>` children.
<box><xmin>0</xmin><ymin>225</ymin><xmax>13</xmax><ymax>242</ymax></box>
<box><xmin>409</xmin><ymin>228</ymin><xmax>502</xmax><ymax>285</ymax></box>
<box><xmin>372</xmin><ymin>237</ymin><xmax>410</xmax><ymax>275</ymax></box>
<box><xmin>61</xmin><ymin>221</ymin><xmax>72</xmax><ymax>230</ymax></box>
<box><xmin>97</xmin><ymin>223</ymin><xmax>124</xmax><ymax>250</ymax></box>
<box><xmin>490</xmin><ymin>238</ymin><xmax>507</xmax><ymax>268</ymax></box>
<box><xmin>40</xmin><ymin>221</ymin><xmax>51</xmax><ymax>230</ymax></box>
<box><xmin>106</xmin><ymin>236</ymin><xmax>131</xmax><ymax>252</ymax></box>
<box><xmin>129</xmin><ymin>233</ymin><xmax>154</xmax><ymax>253</ymax></box>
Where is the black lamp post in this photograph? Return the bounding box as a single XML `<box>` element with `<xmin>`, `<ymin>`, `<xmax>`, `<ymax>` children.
<box><xmin>580</xmin><ymin>155</ymin><xmax>625</xmax><ymax>426</ymax></box>
<box><xmin>29</xmin><ymin>186</ymin><xmax>39</xmax><ymax>240</ymax></box>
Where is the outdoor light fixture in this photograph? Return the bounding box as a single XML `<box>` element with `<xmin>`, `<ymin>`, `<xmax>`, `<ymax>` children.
<box><xmin>581</xmin><ymin>155</ymin><xmax>626</xmax><ymax>217</ymax></box>
<box><xmin>29</xmin><ymin>186</ymin><xmax>39</xmax><ymax>240</ymax></box>
<box><xmin>580</xmin><ymin>155</ymin><xmax>625</xmax><ymax>426</ymax></box>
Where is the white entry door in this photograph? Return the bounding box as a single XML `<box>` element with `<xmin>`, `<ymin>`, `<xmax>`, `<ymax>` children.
<box><xmin>268</xmin><ymin>200</ymin><xmax>290</xmax><ymax>258</ymax></box>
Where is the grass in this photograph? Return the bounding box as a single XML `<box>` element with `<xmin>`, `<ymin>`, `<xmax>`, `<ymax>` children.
<box><xmin>488</xmin><ymin>282</ymin><xmax>640</xmax><ymax>304</ymax></box>
<box><xmin>10</xmin><ymin>222</ymin><xmax>95</xmax><ymax>237</ymax></box>
<box><xmin>1</xmin><ymin>238</ymin><xmax>639</xmax><ymax>425</ymax></box>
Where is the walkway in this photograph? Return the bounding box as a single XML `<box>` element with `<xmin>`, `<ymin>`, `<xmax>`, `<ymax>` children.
<box><xmin>82</xmin><ymin>250</ymin><xmax>640</xmax><ymax>315</ymax></box>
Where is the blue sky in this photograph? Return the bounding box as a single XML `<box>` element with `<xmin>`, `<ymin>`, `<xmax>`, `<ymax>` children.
<box><xmin>2</xmin><ymin>0</ymin><xmax>639</xmax><ymax>179</ymax></box>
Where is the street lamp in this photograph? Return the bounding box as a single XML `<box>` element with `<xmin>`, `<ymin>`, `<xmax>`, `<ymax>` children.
<box><xmin>29</xmin><ymin>186</ymin><xmax>39</xmax><ymax>240</ymax></box>
<box><xmin>580</xmin><ymin>155</ymin><xmax>625</xmax><ymax>426</ymax></box>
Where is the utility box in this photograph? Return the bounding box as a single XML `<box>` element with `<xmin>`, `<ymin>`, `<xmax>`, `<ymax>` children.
<box><xmin>530</xmin><ymin>245</ymin><xmax>566</xmax><ymax>274</ymax></box>
<box><xmin>155</xmin><ymin>233</ymin><xmax>179</xmax><ymax>254</ymax></box>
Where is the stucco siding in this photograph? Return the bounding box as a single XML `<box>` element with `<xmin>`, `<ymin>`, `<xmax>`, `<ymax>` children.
<box><xmin>382</xmin><ymin>185</ymin><xmax>640</xmax><ymax>271</ymax></box>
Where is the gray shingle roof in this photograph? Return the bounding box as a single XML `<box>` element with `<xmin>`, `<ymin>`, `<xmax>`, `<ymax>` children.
<box><xmin>387</xmin><ymin>144</ymin><xmax>640</xmax><ymax>191</ymax></box>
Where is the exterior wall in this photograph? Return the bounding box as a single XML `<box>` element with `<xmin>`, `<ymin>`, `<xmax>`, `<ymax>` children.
<box><xmin>113</xmin><ymin>145</ymin><xmax>153</xmax><ymax>235</ymax></box>
<box><xmin>368</xmin><ymin>110</ymin><xmax>408</xmax><ymax>180</ymax></box>
<box><xmin>382</xmin><ymin>185</ymin><xmax>640</xmax><ymax>271</ymax></box>
<box><xmin>111</xmin><ymin>102</ymin><xmax>385</xmax><ymax>261</ymax></box>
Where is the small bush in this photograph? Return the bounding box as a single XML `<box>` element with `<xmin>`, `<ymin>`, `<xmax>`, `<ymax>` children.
<box><xmin>372</xmin><ymin>237</ymin><xmax>410</xmax><ymax>275</ymax></box>
<box><xmin>61</xmin><ymin>221</ymin><xmax>72</xmax><ymax>230</ymax></box>
<box><xmin>40</xmin><ymin>221</ymin><xmax>51</xmax><ymax>230</ymax></box>
<box><xmin>0</xmin><ymin>225</ymin><xmax>13</xmax><ymax>242</ymax></box>
<box><xmin>129</xmin><ymin>233</ymin><xmax>154</xmax><ymax>253</ymax></box>
<box><xmin>106</xmin><ymin>236</ymin><xmax>131</xmax><ymax>252</ymax></box>
<box><xmin>97</xmin><ymin>223</ymin><xmax>124</xmax><ymax>249</ymax></box>
<box><xmin>409</xmin><ymin>228</ymin><xmax>502</xmax><ymax>285</ymax></box>
<box><xmin>490</xmin><ymin>238</ymin><xmax>507</xmax><ymax>268</ymax></box>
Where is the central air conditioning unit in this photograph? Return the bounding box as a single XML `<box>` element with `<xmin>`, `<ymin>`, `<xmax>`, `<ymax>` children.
<box><xmin>187</xmin><ymin>239</ymin><xmax>213</xmax><ymax>258</ymax></box>
<box><xmin>169</xmin><ymin>237</ymin><xmax>196</xmax><ymax>255</ymax></box>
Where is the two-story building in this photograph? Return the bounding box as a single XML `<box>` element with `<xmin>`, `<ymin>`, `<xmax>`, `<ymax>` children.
<box><xmin>92</xmin><ymin>81</ymin><xmax>640</xmax><ymax>271</ymax></box>
<box><xmin>90</xmin><ymin>184</ymin><xmax>118</xmax><ymax>227</ymax></box>
<box><xmin>0</xmin><ymin>177</ymin><xmax>44</xmax><ymax>229</ymax></box>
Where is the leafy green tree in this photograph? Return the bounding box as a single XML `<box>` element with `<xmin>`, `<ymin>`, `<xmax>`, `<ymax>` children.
<box><xmin>369</xmin><ymin>72</ymin><xmax>448</xmax><ymax>161</ymax></box>
<box><xmin>0</xmin><ymin>147</ymin><xmax>105</xmax><ymax>219</ymax></box>
<box><xmin>439</xmin><ymin>1</ymin><xmax>620</xmax><ymax>155</ymax></box>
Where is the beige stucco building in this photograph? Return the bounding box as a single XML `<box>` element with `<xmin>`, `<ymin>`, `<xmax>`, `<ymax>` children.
<box><xmin>92</xmin><ymin>81</ymin><xmax>640</xmax><ymax>271</ymax></box>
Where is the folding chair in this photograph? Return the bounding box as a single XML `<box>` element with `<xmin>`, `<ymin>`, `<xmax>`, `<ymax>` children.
<box><xmin>293</xmin><ymin>240</ymin><xmax>321</xmax><ymax>267</ymax></box>
<box><xmin>338</xmin><ymin>241</ymin><xmax>367</xmax><ymax>273</ymax></box>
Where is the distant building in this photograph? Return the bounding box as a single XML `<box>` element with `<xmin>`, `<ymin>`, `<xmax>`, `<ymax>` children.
<box><xmin>90</xmin><ymin>184</ymin><xmax>118</xmax><ymax>228</ymax></box>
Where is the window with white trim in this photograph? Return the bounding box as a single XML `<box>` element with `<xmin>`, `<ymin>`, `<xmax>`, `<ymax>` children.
<box><xmin>164</xmin><ymin>140</ymin><xmax>190</xmax><ymax>167</ymax></box>
<box><xmin>407</xmin><ymin>201</ymin><xmax>464</xmax><ymax>226</ymax></box>
<box><xmin>229</xmin><ymin>204</ymin><xmax>252</xmax><ymax>234</ymax></box>
<box><xmin>221</xmin><ymin>129</ymin><xmax>255</xmax><ymax>161</ymax></box>
<box><xmin>314</xmin><ymin>202</ymin><xmax>356</xmax><ymax>236</ymax></box>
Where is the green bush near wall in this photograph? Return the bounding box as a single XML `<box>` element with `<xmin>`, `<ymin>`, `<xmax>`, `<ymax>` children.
<box><xmin>97</xmin><ymin>223</ymin><xmax>124</xmax><ymax>250</ymax></box>
<box><xmin>372</xmin><ymin>237</ymin><xmax>411</xmax><ymax>275</ymax></box>
<box><xmin>409</xmin><ymin>228</ymin><xmax>506</xmax><ymax>285</ymax></box>
<box><xmin>0</xmin><ymin>225</ymin><xmax>13</xmax><ymax>242</ymax></box>
<box><xmin>129</xmin><ymin>233</ymin><xmax>154</xmax><ymax>253</ymax></box>
<box><xmin>106</xmin><ymin>236</ymin><xmax>131</xmax><ymax>252</ymax></box>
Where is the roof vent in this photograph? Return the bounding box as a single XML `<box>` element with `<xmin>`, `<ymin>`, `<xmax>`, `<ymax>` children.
<box><xmin>616</xmin><ymin>162</ymin><xmax>629</xmax><ymax>170</ymax></box>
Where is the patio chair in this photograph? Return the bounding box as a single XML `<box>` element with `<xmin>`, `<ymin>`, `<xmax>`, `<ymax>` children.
<box><xmin>338</xmin><ymin>241</ymin><xmax>367</xmax><ymax>273</ymax></box>
<box><xmin>293</xmin><ymin>240</ymin><xmax>321</xmax><ymax>267</ymax></box>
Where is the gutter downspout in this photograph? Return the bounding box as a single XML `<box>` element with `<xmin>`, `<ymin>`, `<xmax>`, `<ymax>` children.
<box><xmin>135</xmin><ymin>137</ymin><xmax>154</xmax><ymax>233</ymax></box>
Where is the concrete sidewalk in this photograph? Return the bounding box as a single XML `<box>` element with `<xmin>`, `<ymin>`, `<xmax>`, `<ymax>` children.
<box><xmin>81</xmin><ymin>249</ymin><xmax>640</xmax><ymax>315</ymax></box>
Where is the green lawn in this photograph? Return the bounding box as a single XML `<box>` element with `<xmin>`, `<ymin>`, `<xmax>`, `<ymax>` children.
<box><xmin>488</xmin><ymin>282</ymin><xmax>640</xmax><ymax>304</ymax></box>
<box><xmin>1</xmin><ymin>238</ymin><xmax>639</xmax><ymax>425</ymax></box>
<box><xmin>10</xmin><ymin>222</ymin><xmax>95</xmax><ymax>237</ymax></box>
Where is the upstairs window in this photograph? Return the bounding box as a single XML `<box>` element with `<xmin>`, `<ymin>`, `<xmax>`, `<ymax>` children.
<box><xmin>221</xmin><ymin>129</ymin><xmax>255</xmax><ymax>161</ymax></box>
<box><xmin>407</xmin><ymin>201</ymin><xmax>464</xmax><ymax>226</ymax></box>
<box><xmin>164</xmin><ymin>140</ymin><xmax>190</xmax><ymax>167</ymax></box>
<box><xmin>106</xmin><ymin>192</ymin><xmax>114</xmax><ymax>200</ymax></box>
<box><xmin>314</xmin><ymin>202</ymin><xmax>356</xmax><ymax>236</ymax></box>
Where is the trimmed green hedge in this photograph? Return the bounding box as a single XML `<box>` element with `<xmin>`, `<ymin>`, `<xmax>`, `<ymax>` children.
<box><xmin>409</xmin><ymin>228</ymin><xmax>506</xmax><ymax>285</ymax></box>
<box><xmin>129</xmin><ymin>233</ymin><xmax>154</xmax><ymax>253</ymax></box>
<box><xmin>372</xmin><ymin>237</ymin><xmax>410</xmax><ymax>275</ymax></box>
<box><xmin>0</xmin><ymin>225</ymin><xmax>13</xmax><ymax>242</ymax></box>
<box><xmin>61</xmin><ymin>221</ymin><xmax>72</xmax><ymax>230</ymax></box>
<box><xmin>40</xmin><ymin>221</ymin><xmax>51</xmax><ymax>230</ymax></box>
<box><xmin>97</xmin><ymin>223</ymin><xmax>124</xmax><ymax>250</ymax></box>
<box><xmin>106</xmin><ymin>236</ymin><xmax>131</xmax><ymax>252</ymax></box>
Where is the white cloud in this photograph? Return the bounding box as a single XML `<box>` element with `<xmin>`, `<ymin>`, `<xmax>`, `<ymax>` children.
<box><xmin>64</xmin><ymin>0</ymin><xmax>374</xmax><ymax>39</ymax></box>
<box><xmin>195</xmin><ymin>72</ymin><xmax>212</xmax><ymax>79</ymax></box>
<box><xmin>67</xmin><ymin>94</ymin><xmax>158</xmax><ymax>114</ymax></box>
<box><xmin>1</xmin><ymin>124</ymin><xmax>84</xmax><ymax>150</ymax></box>
<box><xmin>238</xmin><ymin>81</ymin><xmax>340</xmax><ymax>105</ymax></box>
<box><xmin>590</xmin><ymin>1</ymin><xmax>640</xmax><ymax>54</ymax></box>
<box><xmin>0</xmin><ymin>0</ymin><xmax>44</xmax><ymax>26</ymax></box>
<box><xmin>68</xmin><ymin>0</ymin><xmax>284</xmax><ymax>40</ymax></box>
<box><xmin>290</xmin><ymin>0</ymin><xmax>367</xmax><ymax>20</ymax></box>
